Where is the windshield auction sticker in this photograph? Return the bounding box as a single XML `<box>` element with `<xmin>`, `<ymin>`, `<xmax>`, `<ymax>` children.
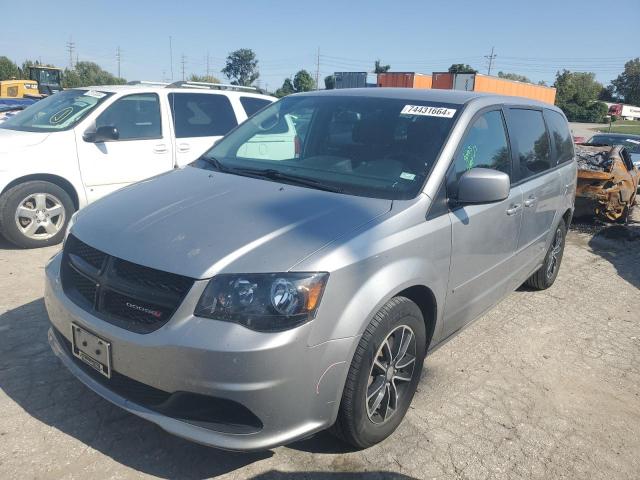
<box><xmin>84</xmin><ymin>90</ymin><xmax>107</xmax><ymax>99</ymax></box>
<box><xmin>401</xmin><ymin>105</ymin><xmax>456</xmax><ymax>118</ymax></box>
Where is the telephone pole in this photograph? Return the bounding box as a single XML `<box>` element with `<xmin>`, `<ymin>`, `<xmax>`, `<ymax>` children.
<box><xmin>315</xmin><ymin>47</ymin><xmax>320</xmax><ymax>90</ymax></box>
<box><xmin>169</xmin><ymin>36</ymin><xmax>174</xmax><ymax>81</ymax></box>
<box><xmin>66</xmin><ymin>37</ymin><xmax>75</xmax><ymax>68</ymax></box>
<box><xmin>485</xmin><ymin>46</ymin><xmax>497</xmax><ymax>76</ymax></box>
<box><xmin>180</xmin><ymin>54</ymin><xmax>187</xmax><ymax>81</ymax></box>
<box><xmin>206</xmin><ymin>51</ymin><xmax>210</xmax><ymax>78</ymax></box>
<box><xmin>116</xmin><ymin>46</ymin><xmax>122</xmax><ymax>78</ymax></box>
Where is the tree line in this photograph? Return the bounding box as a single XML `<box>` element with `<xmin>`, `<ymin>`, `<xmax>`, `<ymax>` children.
<box><xmin>2</xmin><ymin>50</ymin><xmax>639</xmax><ymax>123</ymax></box>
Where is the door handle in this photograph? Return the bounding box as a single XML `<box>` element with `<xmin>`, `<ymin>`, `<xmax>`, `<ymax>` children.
<box><xmin>506</xmin><ymin>204</ymin><xmax>521</xmax><ymax>216</ymax></box>
<box><xmin>153</xmin><ymin>144</ymin><xmax>167</xmax><ymax>154</ymax></box>
<box><xmin>524</xmin><ymin>197</ymin><xmax>537</xmax><ymax>207</ymax></box>
<box><xmin>177</xmin><ymin>143</ymin><xmax>191</xmax><ymax>153</ymax></box>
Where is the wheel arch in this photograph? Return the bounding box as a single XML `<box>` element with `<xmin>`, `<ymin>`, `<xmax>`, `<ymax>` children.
<box><xmin>395</xmin><ymin>285</ymin><xmax>437</xmax><ymax>350</ymax></box>
<box><xmin>1</xmin><ymin>174</ymin><xmax>80</xmax><ymax>210</ymax></box>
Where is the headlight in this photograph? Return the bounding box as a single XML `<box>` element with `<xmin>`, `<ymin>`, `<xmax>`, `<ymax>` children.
<box><xmin>194</xmin><ymin>272</ymin><xmax>329</xmax><ymax>332</ymax></box>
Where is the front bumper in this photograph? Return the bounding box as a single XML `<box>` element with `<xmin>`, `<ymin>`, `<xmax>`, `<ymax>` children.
<box><xmin>45</xmin><ymin>253</ymin><xmax>356</xmax><ymax>451</ymax></box>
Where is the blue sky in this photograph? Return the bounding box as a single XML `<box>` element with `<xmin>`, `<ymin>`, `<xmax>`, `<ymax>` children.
<box><xmin>2</xmin><ymin>0</ymin><xmax>637</xmax><ymax>90</ymax></box>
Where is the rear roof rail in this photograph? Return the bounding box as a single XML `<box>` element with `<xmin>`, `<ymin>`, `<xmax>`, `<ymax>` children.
<box><xmin>127</xmin><ymin>80</ymin><xmax>170</xmax><ymax>86</ymax></box>
<box><xmin>166</xmin><ymin>81</ymin><xmax>258</xmax><ymax>92</ymax></box>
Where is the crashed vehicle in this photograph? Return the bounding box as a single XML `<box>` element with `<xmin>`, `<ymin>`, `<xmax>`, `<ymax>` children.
<box><xmin>575</xmin><ymin>144</ymin><xmax>638</xmax><ymax>222</ymax></box>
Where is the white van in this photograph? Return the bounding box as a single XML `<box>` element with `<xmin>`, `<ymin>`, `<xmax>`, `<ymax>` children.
<box><xmin>0</xmin><ymin>82</ymin><xmax>275</xmax><ymax>247</ymax></box>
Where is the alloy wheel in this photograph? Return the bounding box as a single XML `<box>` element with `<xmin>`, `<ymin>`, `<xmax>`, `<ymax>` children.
<box><xmin>14</xmin><ymin>193</ymin><xmax>66</xmax><ymax>240</ymax></box>
<box><xmin>546</xmin><ymin>227</ymin><xmax>563</xmax><ymax>279</ymax></box>
<box><xmin>366</xmin><ymin>325</ymin><xmax>417</xmax><ymax>424</ymax></box>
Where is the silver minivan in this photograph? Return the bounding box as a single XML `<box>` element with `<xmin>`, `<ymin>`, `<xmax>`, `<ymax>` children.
<box><xmin>45</xmin><ymin>89</ymin><xmax>576</xmax><ymax>451</ymax></box>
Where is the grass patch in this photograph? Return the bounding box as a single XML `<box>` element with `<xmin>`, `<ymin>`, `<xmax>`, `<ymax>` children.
<box><xmin>593</xmin><ymin>120</ymin><xmax>640</xmax><ymax>135</ymax></box>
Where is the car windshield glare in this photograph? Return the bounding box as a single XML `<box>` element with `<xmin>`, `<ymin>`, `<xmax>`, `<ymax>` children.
<box><xmin>197</xmin><ymin>95</ymin><xmax>460</xmax><ymax>199</ymax></box>
<box><xmin>0</xmin><ymin>89</ymin><xmax>112</xmax><ymax>132</ymax></box>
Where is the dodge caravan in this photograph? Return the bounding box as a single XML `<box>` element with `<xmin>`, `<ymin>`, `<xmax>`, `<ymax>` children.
<box><xmin>45</xmin><ymin>89</ymin><xmax>576</xmax><ymax>450</ymax></box>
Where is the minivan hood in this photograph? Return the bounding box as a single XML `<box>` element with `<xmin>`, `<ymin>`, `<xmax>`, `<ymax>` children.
<box><xmin>0</xmin><ymin>128</ymin><xmax>50</xmax><ymax>153</ymax></box>
<box><xmin>73</xmin><ymin>167</ymin><xmax>392</xmax><ymax>278</ymax></box>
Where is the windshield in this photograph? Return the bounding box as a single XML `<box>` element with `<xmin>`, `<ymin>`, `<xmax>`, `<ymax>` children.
<box><xmin>588</xmin><ymin>135</ymin><xmax>640</xmax><ymax>154</ymax></box>
<box><xmin>196</xmin><ymin>95</ymin><xmax>460</xmax><ymax>199</ymax></box>
<box><xmin>32</xmin><ymin>69</ymin><xmax>61</xmax><ymax>85</ymax></box>
<box><xmin>0</xmin><ymin>89</ymin><xmax>112</xmax><ymax>132</ymax></box>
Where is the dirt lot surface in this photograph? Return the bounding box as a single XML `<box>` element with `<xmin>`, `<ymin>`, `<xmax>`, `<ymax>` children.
<box><xmin>1</xmin><ymin>213</ymin><xmax>639</xmax><ymax>480</ymax></box>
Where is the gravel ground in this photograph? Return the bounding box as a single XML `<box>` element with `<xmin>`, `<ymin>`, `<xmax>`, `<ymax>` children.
<box><xmin>0</xmin><ymin>214</ymin><xmax>639</xmax><ymax>480</ymax></box>
<box><xmin>568</xmin><ymin>122</ymin><xmax>607</xmax><ymax>140</ymax></box>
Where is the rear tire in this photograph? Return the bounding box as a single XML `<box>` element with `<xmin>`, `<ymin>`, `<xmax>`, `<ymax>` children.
<box><xmin>0</xmin><ymin>181</ymin><xmax>74</xmax><ymax>248</ymax></box>
<box><xmin>332</xmin><ymin>296</ymin><xmax>426</xmax><ymax>449</ymax></box>
<box><xmin>525</xmin><ymin>220</ymin><xmax>567</xmax><ymax>290</ymax></box>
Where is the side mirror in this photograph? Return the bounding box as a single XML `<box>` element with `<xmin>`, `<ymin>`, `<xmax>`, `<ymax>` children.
<box><xmin>456</xmin><ymin>168</ymin><xmax>510</xmax><ymax>204</ymax></box>
<box><xmin>83</xmin><ymin>125</ymin><xmax>119</xmax><ymax>143</ymax></box>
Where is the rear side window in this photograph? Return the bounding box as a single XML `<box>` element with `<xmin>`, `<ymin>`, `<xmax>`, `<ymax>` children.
<box><xmin>544</xmin><ymin>109</ymin><xmax>574</xmax><ymax>165</ymax></box>
<box><xmin>96</xmin><ymin>93</ymin><xmax>162</xmax><ymax>140</ymax></box>
<box><xmin>240</xmin><ymin>96</ymin><xmax>271</xmax><ymax>117</ymax></box>
<box><xmin>452</xmin><ymin>110</ymin><xmax>511</xmax><ymax>181</ymax></box>
<box><xmin>508</xmin><ymin>109</ymin><xmax>551</xmax><ymax>178</ymax></box>
<box><xmin>169</xmin><ymin>93</ymin><xmax>238</xmax><ymax>138</ymax></box>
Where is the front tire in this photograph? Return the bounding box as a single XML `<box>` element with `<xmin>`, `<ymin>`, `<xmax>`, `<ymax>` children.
<box><xmin>0</xmin><ymin>181</ymin><xmax>74</xmax><ymax>248</ymax></box>
<box><xmin>525</xmin><ymin>220</ymin><xmax>567</xmax><ymax>290</ymax></box>
<box><xmin>332</xmin><ymin>296</ymin><xmax>426</xmax><ymax>449</ymax></box>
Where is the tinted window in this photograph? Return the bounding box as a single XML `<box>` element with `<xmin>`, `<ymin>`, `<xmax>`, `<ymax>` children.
<box><xmin>96</xmin><ymin>93</ymin><xmax>161</xmax><ymax>140</ymax></box>
<box><xmin>509</xmin><ymin>109</ymin><xmax>551</xmax><ymax>177</ymax></box>
<box><xmin>199</xmin><ymin>96</ymin><xmax>459</xmax><ymax>200</ymax></box>
<box><xmin>452</xmin><ymin>110</ymin><xmax>510</xmax><ymax>181</ymax></box>
<box><xmin>169</xmin><ymin>93</ymin><xmax>237</xmax><ymax>138</ymax></box>
<box><xmin>544</xmin><ymin>109</ymin><xmax>574</xmax><ymax>164</ymax></box>
<box><xmin>240</xmin><ymin>96</ymin><xmax>271</xmax><ymax>116</ymax></box>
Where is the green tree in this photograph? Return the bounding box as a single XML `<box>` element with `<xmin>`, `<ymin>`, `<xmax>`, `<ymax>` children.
<box><xmin>374</xmin><ymin>59</ymin><xmax>390</xmax><ymax>73</ymax></box>
<box><xmin>554</xmin><ymin>70</ymin><xmax>605</xmax><ymax>122</ymax></box>
<box><xmin>538</xmin><ymin>80</ymin><xmax>548</xmax><ymax>86</ymax></box>
<box><xmin>274</xmin><ymin>78</ymin><xmax>295</xmax><ymax>98</ymax></box>
<box><xmin>221</xmin><ymin>48</ymin><xmax>259</xmax><ymax>87</ymax></box>
<box><xmin>62</xmin><ymin>61</ymin><xmax>125</xmax><ymax>87</ymax></box>
<box><xmin>293</xmin><ymin>69</ymin><xmax>315</xmax><ymax>92</ymax></box>
<box><xmin>598</xmin><ymin>85</ymin><xmax>618</xmax><ymax>102</ymax></box>
<box><xmin>0</xmin><ymin>56</ymin><xmax>20</xmax><ymax>80</ymax></box>
<box><xmin>497</xmin><ymin>71</ymin><xmax>531</xmax><ymax>83</ymax></box>
<box><xmin>188</xmin><ymin>73</ymin><xmax>221</xmax><ymax>84</ymax></box>
<box><xmin>448</xmin><ymin>63</ymin><xmax>477</xmax><ymax>74</ymax></box>
<box><xmin>324</xmin><ymin>74</ymin><xmax>336</xmax><ymax>90</ymax></box>
<box><xmin>611</xmin><ymin>58</ymin><xmax>640</xmax><ymax>106</ymax></box>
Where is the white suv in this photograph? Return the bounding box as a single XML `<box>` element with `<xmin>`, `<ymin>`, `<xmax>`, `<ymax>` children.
<box><xmin>0</xmin><ymin>81</ymin><xmax>275</xmax><ymax>248</ymax></box>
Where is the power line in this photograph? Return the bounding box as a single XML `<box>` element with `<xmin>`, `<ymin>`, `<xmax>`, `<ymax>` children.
<box><xmin>66</xmin><ymin>37</ymin><xmax>75</xmax><ymax>68</ymax></box>
<box><xmin>485</xmin><ymin>46</ymin><xmax>497</xmax><ymax>75</ymax></box>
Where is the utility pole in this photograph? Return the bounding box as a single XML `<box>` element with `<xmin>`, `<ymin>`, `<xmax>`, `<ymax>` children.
<box><xmin>315</xmin><ymin>47</ymin><xmax>320</xmax><ymax>90</ymax></box>
<box><xmin>116</xmin><ymin>46</ymin><xmax>122</xmax><ymax>78</ymax></box>
<box><xmin>181</xmin><ymin>54</ymin><xmax>187</xmax><ymax>81</ymax></box>
<box><xmin>485</xmin><ymin>46</ymin><xmax>497</xmax><ymax>76</ymax></box>
<box><xmin>66</xmin><ymin>37</ymin><xmax>75</xmax><ymax>68</ymax></box>
<box><xmin>169</xmin><ymin>36</ymin><xmax>174</xmax><ymax>81</ymax></box>
<box><xmin>206</xmin><ymin>51</ymin><xmax>210</xmax><ymax>78</ymax></box>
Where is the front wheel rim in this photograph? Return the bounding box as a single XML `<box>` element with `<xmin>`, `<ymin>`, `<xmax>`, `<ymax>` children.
<box><xmin>14</xmin><ymin>193</ymin><xmax>66</xmax><ymax>240</ymax></box>
<box><xmin>366</xmin><ymin>325</ymin><xmax>417</xmax><ymax>425</ymax></box>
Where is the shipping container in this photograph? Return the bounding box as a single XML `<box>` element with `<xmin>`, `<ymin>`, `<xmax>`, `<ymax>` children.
<box><xmin>335</xmin><ymin>72</ymin><xmax>367</xmax><ymax>89</ymax></box>
<box><xmin>432</xmin><ymin>72</ymin><xmax>453</xmax><ymax>89</ymax></box>
<box><xmin>377</xmin><ymin>72</ymin><xmax>432</xmax><ymax>89</ymax></box>
<box><xmin>432</xmin><ymin>72</ymin><xmax>556</xmax><ymax>104</ymax></box>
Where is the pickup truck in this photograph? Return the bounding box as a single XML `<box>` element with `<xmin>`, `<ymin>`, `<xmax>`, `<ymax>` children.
<box><xmin>0</xmin><ymin>81</ymin><xmax>275</xmax><ymax>247</ymax></box>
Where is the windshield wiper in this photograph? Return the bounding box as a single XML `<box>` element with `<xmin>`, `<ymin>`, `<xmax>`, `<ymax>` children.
<box><xmin>199</xmin><ymin>155</ymin><xmax>227</xmax><ymax>171</ymax></box>
<box><xmin>232</xmin><ymin>168</ymin><xmax>343</xmax><ymax>193</ymax></box>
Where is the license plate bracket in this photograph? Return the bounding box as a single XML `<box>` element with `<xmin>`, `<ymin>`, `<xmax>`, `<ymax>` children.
<box><xmin>71</xmin><ymin>323</ymin><xmax>112</xmax><ymax>378</ymax></box>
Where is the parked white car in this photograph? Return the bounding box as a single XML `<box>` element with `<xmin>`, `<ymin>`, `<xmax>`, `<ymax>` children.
<box><xmin>0</xmin><ymin>82</ymin><xmax>275</xmax><ymax>248</ymax></box>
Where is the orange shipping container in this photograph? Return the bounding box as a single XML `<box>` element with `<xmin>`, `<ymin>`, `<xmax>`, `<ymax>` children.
<box><xmin>377</xmin><ymin>72</ymin><xmax>432</xmax><ymax>89</ymax></box>
<box><xmin>473</xmin><ymin>74</ymin><xmax>556</xmax><ymax>104</ymax></box>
